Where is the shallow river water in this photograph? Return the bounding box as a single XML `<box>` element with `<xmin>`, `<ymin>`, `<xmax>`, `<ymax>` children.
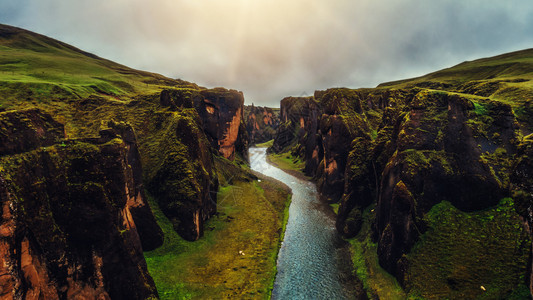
<box><xmin>249</xmin><ymin>147</ymin><xmax>356</xmax><ymax>300</ymax></box>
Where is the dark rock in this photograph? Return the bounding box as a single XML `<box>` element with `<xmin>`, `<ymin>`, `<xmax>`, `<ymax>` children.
<box><xmin>99</xmin><ymin>120</ymin><xmax>164</xmax><ymax>251</ymax></box>
<box><xmin>145</xmin><ymin>110</ymin><xmax>218</xmax><ymax>241</ymax></box>
<box><xmin>245</xmin><ymin>104</ymin><xmax>279</xmax><ymax>145</ymax></box>
<box><xmin>271</xmin><ymin>96</ymin><xmax>313</xmax><ymax>153</ymax></box>
<box><xmin>511</xmin><ymin>134</ymin><xmax>533</xmax><ymax>292</ymax></box>
<box><xmin>196</xmin><ymin>88</ymin><xmax>248</xmax><ymax>161</ymax></box>
<box><xmin>0</xmin><ymin>109</ymin><xmax>159</xmax><ymax>299</ymax></box>
<box><xmin>0</xmin><ymin>108</ymin><xmax>65</xmax><ymax>156</ymax></box>
<box><xmin>160</xmin><ymin>88</ymin><xmax>248</xmax><ymax>161</ymax></box>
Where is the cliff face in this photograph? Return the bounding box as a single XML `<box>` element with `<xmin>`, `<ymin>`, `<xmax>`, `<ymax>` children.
<box><xmin>0</xmin><ymin>109</ymin><xmax>160</xmax><ymax>299</ymax></box>
<box><xmin>511</xmin><ymin>134</ymin><xmax>533</xmax><ymax>292</ymax></box>
<box><xmin>160</xmin><ymin>88</ymin><xmax>249</xmax><ymax>161</ymax></box>
<box><xmin>373</xmin><ymin>91</ymin><xmax>517</xmax><ymax>279</ymax></box>
<box><xmin>143</xmin><ymin>108</ymin><xmax>218</xmax><ymax>242</ymax></box>
<box><xmin>245</xmin><ymin>104</ymin><xmax>279</xmax><ymax>145</ymax></box>
<box><xmin>271</xmin><ymin>96</ymin><xmax>313</xmax><ymax>153</ymax></box>
<box><xmin>154</xmin><ymin>88</ymin><xmax>249</xmax><ymax>241</ymax></box>
<box><xmin>271</xmin><ymin>87</ymin><xmax>531</xmax><ymax>297</ymax></box>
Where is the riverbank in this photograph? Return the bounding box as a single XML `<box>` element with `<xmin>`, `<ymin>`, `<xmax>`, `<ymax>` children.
<box><xmin>144</xmin><ymin>170</ymin><xmax>291</xmax><ymax>299</ymax></box>
<box><xmin>266</xmin><ymin>151</ymin><xmax>312</xmax><ymax>182</ymax></box>
<box><xmin>263</xmin><ymin>148</ymin><xmax>369</xmax><ymax>299</ymax></box>
<box><xmin>251</xmin><ymin>147</ymin><xmax>365</xmax><ymax>299</ymax></box>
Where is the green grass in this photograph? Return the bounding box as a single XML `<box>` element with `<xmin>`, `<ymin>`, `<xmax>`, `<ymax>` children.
<box><xmin>268</xmin><ymin>152</ymin><xmax>306</xmax><ymax>173</ymax></box>
<box><xmin>0</xmin><ymin>24</ymin><xmax>196</xmax><ymax>109</ymax></box>
<box><xmin>347</xmin><ymin>205</ymin><xmax>407</xmax><ymax>300</ymax></box>
<box><xmin>329</xmin><ymin>203</ymin><xmax>340</xmax><ymax>215</ymax></box>
<box><xmin>255</xmin><ymin>139</ymin><xmax>274</xmax><ymax>148</ymax></box>
<box><xmin>376</xmin><ymin>48</ymin><xmax>533</xmax><ymax>131</ymax></box>
<box><xmin>407</xmin><ymin>198</ymin><xmax>530</xmax><ymax>299</ymax></box>
<box><xmin>144</xmin><ymin>178</ymin><xmax>291</xmax><ymax>299</ymax></box>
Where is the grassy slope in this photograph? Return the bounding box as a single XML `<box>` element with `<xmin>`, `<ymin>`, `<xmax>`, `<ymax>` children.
<box><xmin>0</xmin><ymin>24</ymin><xmax>197</xmax><ymax>108</ymax></box>
<box><xmin>378</xmin><ymin>48</ymin><xmax>533</xmax><ymax>131</ymax></box>
<box><xmin>407</xmin><ymin>199</ymin><xmax>530</xmax><ymax>299</ymax></box>
<box><xmin>144</xmin><ymin>177</ymin><xmax>291</xmax><ymax>299</ymax></box>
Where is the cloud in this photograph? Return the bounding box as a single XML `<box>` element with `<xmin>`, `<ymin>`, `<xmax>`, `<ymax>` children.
<box><xmin>2</xmin><ymin>0</ymin><xmax>533</xmax><ymax>106</ymax></box>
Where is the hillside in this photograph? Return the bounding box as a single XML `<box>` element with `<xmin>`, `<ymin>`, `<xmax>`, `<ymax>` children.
<box><xmin>0</xmin><ymin>24</ymin><xmax>290</xmax><ymax>299</ymax></box>
<box><xmin>0</xmin><ymin>24</ymin><xmax>197</xmax><ymax>102</ymax></box>
<box><xmin>378</xmin><ymin>48</ymin><xmax>533</xmax><ymax>131</ymax></box>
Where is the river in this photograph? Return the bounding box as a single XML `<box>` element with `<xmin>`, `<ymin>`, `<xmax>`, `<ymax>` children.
<box><xmin>249</xmin><ymin>147</ymin><xmax>357</xmax><ymax>300</ymax></box>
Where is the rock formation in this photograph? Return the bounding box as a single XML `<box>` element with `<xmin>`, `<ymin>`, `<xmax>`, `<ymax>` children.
<box><xmin>270</xmin><ymin>86</ymin><xmax>531</xmax><ymax>297</ymax></box>
<box><xmin>153</xmin><ymin>88</ymin><xmax>250</xmax><ymax>241</ymax></box>
<box><xmin>143</xmin><ymin>107</ymin><xmax>219</xmax><ymax>242</ymax></box>
<box><xmin>0</xmin><ymin>109</ymin><xmax>160</xmax><ymax>299</ymax></box>
<box><xmin>245</xmin><ymin>104</ymin><xmax>279</xmax><ymax>145</ymax></box>
<box><xmin>160</xmin><ymin>88</ymin><xmax>249</xmax><ymax>161</ymax></box>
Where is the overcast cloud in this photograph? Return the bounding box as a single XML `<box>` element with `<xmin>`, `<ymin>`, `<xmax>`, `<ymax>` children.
<box><xmin>1</xmin><ymin>0</ymin><xmax>533</xmax><ymax>106</ymax></box>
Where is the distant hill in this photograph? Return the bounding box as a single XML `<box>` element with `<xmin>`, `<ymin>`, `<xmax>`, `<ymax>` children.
<box><xmin>0</xmin><ymin>23</ymin><xmax>197</xmax><ymax>104</ymax></box>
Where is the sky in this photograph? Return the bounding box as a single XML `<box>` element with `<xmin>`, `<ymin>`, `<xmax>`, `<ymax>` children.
<box><xmin>2</xmin><ymin>0</ymin><xmax>533</xmax><ymax>107</ymax></box>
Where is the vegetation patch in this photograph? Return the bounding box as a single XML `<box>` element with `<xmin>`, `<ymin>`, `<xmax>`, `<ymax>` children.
<box><xmin>406</xmin><ymin>198</ymin><xmax>530</xmax><ymax>299</ymax></box>
<box><xmin>267</xmin><ymin>152</ymin><xmax>306</xmax><ymax>173</ymax></box>
<box><xmin>348</xmin><ymin>205</ymin><xmax>407</xmax><ymax>299</ymax></box>
<box><xmin>255</xmin><ymin>139</ymin><xmax>274</xmax><ymax>148</ymax></box>
<box><xmin>144</xmin><ymin>177</ymin><xmax>291</xmax><ymax>299</ymax></box>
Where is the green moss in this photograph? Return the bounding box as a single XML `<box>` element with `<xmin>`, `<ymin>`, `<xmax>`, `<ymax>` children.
<box><xmin>145</xmin><ymin>175</ymin><xmax>291</xmax><ymax>299</ymax></box>
<box><xmin>330</xmin><ymin>203</ymin><xmax>340</xmax><ymax>215</ymax></box>
<box><xmin>256</xmin><ymin>139</ymin><xmax>274</xmax><ymax>148</ymax></box>
<box><xmin>268</xmin><ymin>152</ymin><xmax>307</xmax><ymax>174</ymax></box>
<box><xmin>473</xmin><ymin>101</ymin><xmax>489</xmax><ymax>116</ymax></box>
<box><xmin>480</xmin><ymin>147</ymin><xmax>512</xmax><ymax>188</ymax></box>
<box><xmin>402</xmin><ymin>149</ymin><xmax>454</xmax><ymax>177</ymax></box>
<box><xmin>407</xmin><ymin>198</ymin><xmax>530</xmax><ymax>299</ymax></box>
<box><xmin>348</xmin><ymin>205</ymin><xmax>407</xmax><ymax>299</ymax></box>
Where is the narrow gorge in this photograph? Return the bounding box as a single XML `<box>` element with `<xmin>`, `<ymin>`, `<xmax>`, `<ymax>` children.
<box><xmin>0</xmin><ymin>22</ymin><xmax>532</xmax><ymax>300</ymax></box>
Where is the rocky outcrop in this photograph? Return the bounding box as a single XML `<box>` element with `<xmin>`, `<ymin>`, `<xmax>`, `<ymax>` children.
<box><xmin>271</xmin><ymin>86</ymin><xmax>531</xmax><ymax>297</ymax></box>
<box><xmin>143</xmin><ymin>108</ymin><xmax>219</xmax><ymax>242</ymax></box>
<box><xmin>245</xmin><ymin>104</ymin><xmax>279</xmax><ymax>145</ymax></box>
<box><xmin>271</xmin><ymin>97</ymin><xmax>313</xmax><ymax>153</ymax></box>
<box><xmin>99</xmin><ymin>121</ymin><xmax>164</xmax><ymax>251</ymax></box>
<box><xmin>153</xmin><ymin>87</ymin><xmax>250</xmax><ymax>241</ymax></box>
<box><xmin>198</xmin><ymin>88</ymin><xmax>248</xmax><ymax>161</ymax></box>
<box><xmin>0</xmin><ymin>109</ymin><xmax>160</xmax><ymax>299</ymax></box>
<box><xmin>271</xmin><ymin>91</ymin><xmax>370</xmax><ymax>202</ymax></box>
<box><xmin>374</xmin><ymin>91</ymin><xmax>514</xmax><ymax>278</ymax></box>
<box><xmin>160</xmin><ymin>88</ymin><xmax>248</xmax><ymax>161</ymax></box>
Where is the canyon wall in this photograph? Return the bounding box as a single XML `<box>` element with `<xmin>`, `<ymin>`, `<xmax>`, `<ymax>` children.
<box><xmin>151</xmin><ymin>87</ymin><xmax>248</xmax><ymax>241</ymax></box>
<box><xmin>160</xmin><ymin>87</ymin><xmax>248</xmax><ymax>161</ymax></box>
<box><xmin>0</xmin><ymin>109</ymin><xmax>161</xmax><ymax>299</ymax></box>
<box><xmin>270</xmin><ymin>87</ymin><xmax>531</xmax><ymax>298</ymax></box>
<box><xmin>245</xmin><ymin>104</ymin><xmax>279</xmax><ymax>145</ymax></box>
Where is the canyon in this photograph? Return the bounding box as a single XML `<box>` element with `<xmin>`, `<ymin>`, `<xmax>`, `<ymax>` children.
<box><xmin>0</xmin><ymin>23</ymin><xmax>532</xmax><ymax>299</ymax></box>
